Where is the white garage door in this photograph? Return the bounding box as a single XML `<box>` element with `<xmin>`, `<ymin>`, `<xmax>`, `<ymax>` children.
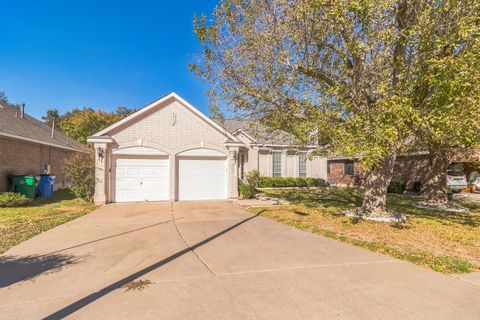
<box><xmin>114</xmin><ymin>158</ymin><xmax>169</xmax><ymax>202</ymax></box>
<box><xmin>178</xmin><ymin>158</ymin><xmax>227</xmax><ymax>200</ymax></box>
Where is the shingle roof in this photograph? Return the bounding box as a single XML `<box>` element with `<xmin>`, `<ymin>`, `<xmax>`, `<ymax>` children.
<box><xmin>213</xmin><ymin>119</ymin><xmax>297</xmax><ymax>145</ymax></box>
<box><xmin>0</xmin><ymin>101</ymin><xmax>91</xmax><ymax>152</ymax></box>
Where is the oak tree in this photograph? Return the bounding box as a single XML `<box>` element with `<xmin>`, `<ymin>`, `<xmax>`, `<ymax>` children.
<box><xmin>192</xmin><ymin>0</ymin><xmax>424</xmax><ymax>216</ymax></box>
<box><xmin>407</xmin><ymin>1</ymin><xmax>480</xmax><ymax>206</ymax></box>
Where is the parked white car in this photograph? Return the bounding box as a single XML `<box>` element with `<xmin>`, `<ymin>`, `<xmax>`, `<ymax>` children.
<box><xmin>447</xmin><ymin>170</ymin><xmax>468</xmax><ymax>192</ymax></box>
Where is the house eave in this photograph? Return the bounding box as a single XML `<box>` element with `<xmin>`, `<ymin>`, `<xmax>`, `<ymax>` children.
<box><xmin>0</xmin><ymin>131</ymin><xmax>89</xmax><ymax>153</ymax></box>
<box><xmin>87</xmin><ymin>136</ymin><xmax>114</xmax><ymax>144</ymax></box>
<box><xmin>252</xmin><ymin>143</ymin><xmax>318</xmax><ymax>149</ymax></box>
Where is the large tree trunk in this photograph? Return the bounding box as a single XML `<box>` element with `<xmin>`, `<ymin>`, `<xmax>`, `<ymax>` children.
<box><xmin>422</xmin><ymin>148</ymin><xmax>450</xmax><ymax>206</ymax></box>
<box><xmin>361</xmin><ymin>152</ymin><xmax>397</xmax><ymax>215</ymax></box>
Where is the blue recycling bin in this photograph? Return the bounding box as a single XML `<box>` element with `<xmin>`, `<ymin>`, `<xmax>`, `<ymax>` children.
<box><xmin>38</xmin><ymin>175</ymin><xmax>56</xmax><ymax>198</ymax></box>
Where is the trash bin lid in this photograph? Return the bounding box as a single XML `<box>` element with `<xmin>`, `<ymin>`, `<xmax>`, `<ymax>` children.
<box><xmin>24</xmin><ymin>176</ymin><xmax>37</xmax><ymax>186</ymax></box>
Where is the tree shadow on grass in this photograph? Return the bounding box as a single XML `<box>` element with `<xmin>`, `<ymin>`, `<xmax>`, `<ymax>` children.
<box><xmin>264</xmin><ymin>188</ymin><xmax>363</xmax><ymax>210</ymax></box>
<box><xmin>265</xmin><ymin>188</ymin><xmax>480</xmax><ymax>227</ymax></box>
<box><xmin>0</xmin><ymin>253</ymin><xmax>80</xmax><ymax>288</ymax></box>
<box><xmin>387</xmin><ymin>194</ymin><xmax>480</xmax><ymax>227</ymax></box>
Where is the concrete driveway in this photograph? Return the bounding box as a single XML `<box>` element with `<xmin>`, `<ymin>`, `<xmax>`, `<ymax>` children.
<box><xmin>0</xmin><ymin>201</ymin><xmax>479</xmax><ymax>319</ymax></box>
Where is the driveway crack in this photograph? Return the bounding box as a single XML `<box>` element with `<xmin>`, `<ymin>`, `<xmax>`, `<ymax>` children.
<box><xmin>170</xmin><ymin>202</ymin><xmax>217</xmax><ymax>276</ymax></box>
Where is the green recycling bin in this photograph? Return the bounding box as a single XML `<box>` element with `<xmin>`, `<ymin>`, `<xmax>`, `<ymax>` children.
<box><xmin>9</xmin><ymin>175</ymin><xmax>38</xmax><ymax>199</ymax></box>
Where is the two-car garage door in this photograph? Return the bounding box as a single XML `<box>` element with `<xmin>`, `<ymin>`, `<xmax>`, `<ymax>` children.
<box><xmin>114</xmin><ymin>155</ymin><xmax>227</xmax><ymax>202</ymax></box>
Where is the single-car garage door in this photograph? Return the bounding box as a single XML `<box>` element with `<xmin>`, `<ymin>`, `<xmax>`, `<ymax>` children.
<box><xmin>114</xmin><ymin>158</ymin><xmax>169</xmax><ymax>202</ymax></box>
<box><xmin>178</xmin><ymin>158</ymin><xmax>227</xmax><ymax>200</ymax></box>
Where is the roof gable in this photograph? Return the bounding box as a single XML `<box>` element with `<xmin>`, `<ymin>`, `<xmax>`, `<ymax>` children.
<box><xmin>91</xmin><ymin>92</ymin><xmax>237</xmax><ymax>141</ymax></box>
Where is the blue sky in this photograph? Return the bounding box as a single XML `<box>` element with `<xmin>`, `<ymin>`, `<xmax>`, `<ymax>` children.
<box><xmin>0</xmin><ymin>0</ymin><xmax>217</xmax><ymax>120</ymax></box>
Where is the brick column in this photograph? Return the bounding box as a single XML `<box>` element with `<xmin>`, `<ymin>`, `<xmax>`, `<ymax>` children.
<box><xmin>169</xmin><ymin>155</ymin><xmax>176</xmax><ymax>201</ymax></box>
<box><xmin>94</xmin><ymin>143</ymin><xmax>108</xmax><ymax>205</ymax></box>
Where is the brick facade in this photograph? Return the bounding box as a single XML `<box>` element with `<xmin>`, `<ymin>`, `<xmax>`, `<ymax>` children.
<box><xmin>327</xmin><ymin>155</ymin><xmax>430</xmax><ymax>190</ymax></box>
<box><xmin>327</xmin><ymin>160</ymin><xmax>364</xmax><ymax>187</ymax></box>
<box><xmin>91</xmin><ymin>97</ymin><xmax>239</xmax><ymax>204</ymax></box>
<box><xmin>90</xmin><ymin>93</ymin><xmax>329</xmax><ymax>205</ymax></box>
<box><xmin>0</xmin><ymin>137</ymin><xmax>74</xmax><ymax>192</ymax></box>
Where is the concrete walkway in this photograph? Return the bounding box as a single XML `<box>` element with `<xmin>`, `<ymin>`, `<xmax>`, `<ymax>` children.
<box><xmin>0</xmin><ymin>201</ymin><xmax>478</xmax><ymax>319</ymax></box>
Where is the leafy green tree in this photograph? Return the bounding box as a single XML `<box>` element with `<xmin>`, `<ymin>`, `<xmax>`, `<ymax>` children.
<box><xmin>191</xmin><ymin>0</ymin><xmax>425</xmax><ymax>216</ymax></box>
<box><xmin>42</xmin><ymin>106</ymin><xmax>135</xmax><ymax>145</ymax></box>
<box><xmin>114</xmin><ymin>106</ymin><xmax>136</xmax><ymax>118</ymax></box>
<box><xmin>407</xmin><ymin>2</ymin><xmax>480</xmax><ymax>206</ymax></box>
<box><xmin>42</xmin><ymin>108</ymin><xmax>60</xmax><ymax>126</ymax></box>
<box><xmin>56</xmin><ymin>108</ymin><xmax>120</xmax><ymax>144</ymax></box>
<box><xmin>0</xmin><ymin>90</ymin><xmax>8</xmax><ymax>103</ymax></box>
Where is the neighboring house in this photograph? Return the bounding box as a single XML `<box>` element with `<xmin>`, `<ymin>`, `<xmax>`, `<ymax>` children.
<box><xmin>87</xmin><ymin>92</ymin><xmax>327</xmax><ymax>205</ymax></box>
<box><xmin>0</xmin><ymin>100</ymin><xmax>90</xmax><ymax>192</ymax></box>
<box><xmin>328</xmin><ymin>150</ymin><xmax>480</xmax><ymax>189</ymax></box>
<box><xmin>328</xmin><ymin>155</ymin><xmax>430</xmax><ymax>189</ymax></box>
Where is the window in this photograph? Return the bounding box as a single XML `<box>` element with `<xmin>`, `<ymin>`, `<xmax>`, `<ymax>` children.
<box><xmin>272</xmin><ymin>152</ymin><xmax>282</xmax><ymax>177</ymax></box>
<box><xmin>327</xmin><ymin>161</ymin><xmax>331</xmax><ymax>175</ymax></box>
<box><xmin>344</xmin><ymin>161</ymin><xmax>354</xmax><ymax>175</ymax></box>
<box><xmin>298</xmin><ymin>153</ymin><xmax>307</xmax><ymax>177</ymax></box>
<box><xmin>239</xmin><ymin>154</ymin><xmax>245</xmax><ymax>180</ymax></box>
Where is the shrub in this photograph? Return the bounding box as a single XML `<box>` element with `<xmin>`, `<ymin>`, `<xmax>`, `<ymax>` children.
<box><xmin>239</xmin><ymin>182</ymin><xmax>256</xmax><ymax>199</ymax></box>
<box><xmin>305</xmin><ymin>177</ymin><xmax>316</xmax><ymax>187</ymax></box>
<box><xmin>257</xmin><ymin>176</ymin><xmax>327</xmax><ymax>188</ymax></box>
<box><xmin>64</xmin><ymin>153</ymin><xmax>95</xmax><ymax>202</ymax></box>
<box><xmin>388</xmin><ymin>180</ymin><xmax>406</xmax><ymax>194</ymax></box>
<box><xmin>272</xmin><ymin>177</ymin><xmax>286</xmax><ymax>187</ymax></box>
<box><xmin>295</xmin><ymin>177</ymin><xmax>307</xmax><ymax>187</ymax></box>
<box><xmin>0</xmin><ymin>192</ymin><xmax>30</xmax><ymax>207</ymax></box>
<box><xmin>245</xmin><ymin>170</ymin><xmax>260</xmax><ymax>188</ymax></box>
<box><xmin>314</xmin><ymin>178</ymin><xmax>328</xmax><ymax>187</ymax></box>
<box><xmin>259</xmin><ymin>176</ymin><xmax>274</xmax><ymax>188</ymax></box>
<box><xmin>285</xmin><ymin>177</ymin><xmax>297</xmax><ymax>187</ymax></box>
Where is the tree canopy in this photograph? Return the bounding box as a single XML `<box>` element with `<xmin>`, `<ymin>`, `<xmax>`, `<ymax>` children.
<box><xmin>192</xmin><ymin>0</ymin><xmax>480</xmax><ymax>215</ymax></box>
<box><xmin>42</xmin><ymin>106</ymin><xmax>136</xmax><ymax>145</ymax></box>
<box><xmin>192</xmin><ymin>0</ymin><xmax>422</xmax><ymax>214</ymax></box>
<box><xmin>191</xmin><ymin>0</ymin><xmax>421</xmax><ymax>168</ymax></box>
<box><xmin>406</xmin><ymin>1</ymin><xmax>480</xmax><ymax>205</ymax></box>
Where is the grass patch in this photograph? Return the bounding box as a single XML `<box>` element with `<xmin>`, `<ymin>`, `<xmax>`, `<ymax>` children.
<box><xmin>123</xmin><ymin>279</ymin><xmax>152</xmax><ymax>292</ymax></box>
<box><xmin>0</xmin><ymin>189</ymin><xmax>95</xmax><ymax>254</ymax></box>
<box><xmin>251</xmin><ymin>188</ymin><xmax>480</xmax><ymax>274</ymax></box>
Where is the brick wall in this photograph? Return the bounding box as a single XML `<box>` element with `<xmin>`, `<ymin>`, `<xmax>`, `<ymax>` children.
<box><xmin>392</xmin><ymin>155</ymin><xmax>430</xmax><ymax>189</ymax></box>
<box><xmin>327</xmin><ymin>160</ymin><xmax>364</xmax><ymax>187</ymax></box>
<box><xmin>327</xmin><ymin>155</ymin><xmax>430</xmax><ymax>190</ymax></box>
<box><xmin>96</xmin><ymin>99</ymin><xmax>238</xmax><ymax>202</ymax></box>
<box><xmin>0</xmin><ymin>137</ymin><xmax>76</xmax><ymax>192</ymax></box>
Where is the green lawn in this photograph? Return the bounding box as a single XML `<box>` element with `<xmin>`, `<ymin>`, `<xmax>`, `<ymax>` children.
<box><xmin>0</xmin><ymin>190</ymin><xmax>95</xmax><ymax>254</ymax></box>
<box><xmin>249</xmin><ymin>188</ymin><xmax>480</xmax><ymax>274</ymax></box>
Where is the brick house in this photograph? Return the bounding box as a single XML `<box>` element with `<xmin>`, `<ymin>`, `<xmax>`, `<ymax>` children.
<box><xmin>87</xmin><ymin>93</ymin><xmax>327</xmax><ymax>204</ymax></box>
<box><xmin>0</xmin><ymin>100</ymin><xmax>91</xmax><ymax>192</ymax></box>
<box><xmin>328</xmin><ymin>151</ymin><xmax>479</xmax><ymax>189</ymax></box>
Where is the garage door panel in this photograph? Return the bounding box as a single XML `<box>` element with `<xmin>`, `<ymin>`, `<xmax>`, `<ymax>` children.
<box><xmin>141</xmin><ymin>167</ymin><xmax>167</xmax><ymax>177</ymax></box>
<box><xmin>114</xmin><ymin>158</ymin><xmax>169</xmax><ymax>202</ymax></box>
<box><xmin>126</xmin><ymin>167</ymin><xmax>141</xmax><ymax>176</ymax></box>
<box><xmin>178</xmin><ymin>158</ymin><xmax>227</xmax><ymax>200</ymax></box>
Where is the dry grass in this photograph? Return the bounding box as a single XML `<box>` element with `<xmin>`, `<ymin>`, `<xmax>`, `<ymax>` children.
<box><xmin>249</xmin><ymin>188</ymin><xmax>480</xmax><ymax>274</ymax></box>
<box><xmin>0</xmin><ymin>189</ymin><xmax>95</xmax><ymax>254</ymax></box>
<box><xmin>123</xmin><ymin>279</ymin><xmax>152</xmax><ymax>292</ymax></box>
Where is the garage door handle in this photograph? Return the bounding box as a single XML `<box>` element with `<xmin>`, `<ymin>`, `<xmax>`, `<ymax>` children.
<box><xmin>139</xmin><ymin>182</ymin><xmax>143</xmax><ymax>185</ymax></box>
